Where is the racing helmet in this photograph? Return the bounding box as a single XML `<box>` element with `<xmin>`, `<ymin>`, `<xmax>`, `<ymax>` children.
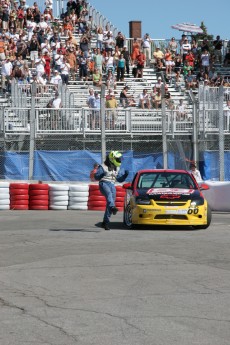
<box><xmin>108</xmin><ymin>151</ymin><xmax>122</xmax><ymax>167</ymax></box>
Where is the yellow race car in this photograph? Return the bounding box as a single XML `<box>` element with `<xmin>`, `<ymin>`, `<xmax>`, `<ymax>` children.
<box><xmin>123</xmin><ymin>169</ymin><xmax>212</xmax><ymax>229</ymax></box>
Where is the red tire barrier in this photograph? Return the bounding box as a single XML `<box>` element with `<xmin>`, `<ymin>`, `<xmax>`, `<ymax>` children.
<box><xmin>10</xmin><ymin>183</ymin><xmax>29</xmax><ymax>189</ymax></box>
<box><xmin>29</xmin><ymin>200</ymin><xmax>49</xmax><ymax>206</ymax></box>
<box><xmin>29</xmin><ymin>184</ymin><xmax>49</xmax><ymax>210</ymax></box>
<box><xmin>29</xmin><ymin>189</ymin><xmax>49</xmax><ymax>196</ymax></box>
<box><xmin>88</xmin><ymin>195</ymin><xmax>106</xmax><ymax>202</ymax></box>
<box><xmin>10</xmin><ymin>185</ymin><xmax>29</xmax><ymax>210</ymax></box>
<box><xmin>10</xmin><ymin>194</ymin><xmax>29</xmax><ymax>201</ymax></box>
<box><xmin>29</xmin><ymin>184</ymin><xmax>49</xmax><ymax>190</ymax></box>
<box><xmin>88</xmin><ymin>201</ymin><xmax>106</xmax><ymax>207</ymax></box>
<box><xmin>29</xmin><ymin>206</ymin><xmax>49</xmax><ymax>210</ymax></box>
<box><xmin>10</xmin><ymin>205</ymin><xmax>29</xmax><ymax>210</ymax></box>
<box><xmin>89</xmin><ymin>184</ymin><xmax>100</xmax><ymax>191</ymax></box>
<box><xmin>10</xmin><ymin>188</ymin><xmax>29</xmax><ymax>195</ymax></box>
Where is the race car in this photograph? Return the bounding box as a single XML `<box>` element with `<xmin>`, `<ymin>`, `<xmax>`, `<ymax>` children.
<box><xmin>123</xmin><ymin>169</ymin><xmax>212</xmax><ymax>229</ymax></box>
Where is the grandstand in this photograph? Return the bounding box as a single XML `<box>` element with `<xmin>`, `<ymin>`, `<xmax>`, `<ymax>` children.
<box><xmin>0</xmin><ymin>0</ymin><xmax>230</xmax><ymax>180</ymax></box>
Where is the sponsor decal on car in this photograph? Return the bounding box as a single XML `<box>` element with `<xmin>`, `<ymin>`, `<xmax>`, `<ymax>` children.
<box><xmin>147</xmin><ymin>188</ymin><xmax>194</xmax><ymax>196</ymax></box>
<box><xmin>165</xmin><ymin>209</ymin><xmax>188</xmax><ymax>215</ymax></box>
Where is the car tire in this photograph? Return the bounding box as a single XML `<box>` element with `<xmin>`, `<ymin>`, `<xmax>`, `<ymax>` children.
<box><xmin>193</xmin><ymin>205</ymin><xmax>212</xmax><ymax>229</ymax></box>
<box><xmin>123</xmin><ymin>203</ymin><xmax>136</xmax><ymax>229</ymax></box>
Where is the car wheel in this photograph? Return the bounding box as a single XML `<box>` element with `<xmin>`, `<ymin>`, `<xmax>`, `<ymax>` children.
<box><xmin>193</xmin><ymin>205</ymin><xmax>212</xmax><ymax>229</ymax></box>
<box><xmin>123</xmin><ymin>203</ymin><xmax>135</xmax><ymax>229</ymax></box>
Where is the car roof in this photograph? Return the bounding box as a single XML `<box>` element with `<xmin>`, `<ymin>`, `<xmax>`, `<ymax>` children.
<box><xmin>136</xmin><ymin>169</ymin><xmax>189</xmax><ymax>174</ymax></box>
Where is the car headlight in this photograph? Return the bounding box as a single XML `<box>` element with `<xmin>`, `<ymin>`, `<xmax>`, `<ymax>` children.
<box><xmin>135</xmin><ymin>197</ymin><xmax>151</xmax><ymax>205</ymax></box>
<box><xmin>190</xmin><ymin>198</ymin><xmax>204</xmax><ymax>207</ymax></box>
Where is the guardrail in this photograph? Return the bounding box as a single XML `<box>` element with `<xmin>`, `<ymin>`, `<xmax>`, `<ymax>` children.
<box><xmin>3</xmin><ymin>107</ymin><xmax>230</xmax><ymax>137</ymax></box>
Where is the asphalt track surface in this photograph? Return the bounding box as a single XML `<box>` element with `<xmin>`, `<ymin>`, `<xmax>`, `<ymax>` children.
<box><xmin>0</xmin><ymin>211</ymin><xmax>230</xmax><ymax>345</ymax></box>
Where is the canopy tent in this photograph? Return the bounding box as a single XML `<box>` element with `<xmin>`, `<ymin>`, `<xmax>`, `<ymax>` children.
<box><xmin>171</xmin><ymin>23</ymin><xmax>203</xmax><ymax>34</ymax></box>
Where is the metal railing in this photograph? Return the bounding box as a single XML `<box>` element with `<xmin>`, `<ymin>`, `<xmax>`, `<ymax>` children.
<box><xmin>11</xmin><ymin>80</ymin><xmax>75</xmax><ymax>109</ymax></box>
<box><xmin>3</xmin><ymin>107</ymin><xmax>230</xmax><ymax>136</ymax></box>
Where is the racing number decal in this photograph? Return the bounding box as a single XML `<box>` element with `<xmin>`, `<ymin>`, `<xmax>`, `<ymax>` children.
<box><xmin>188</xmin><ymin>208</ymin><xmax>199</xmax><ymax>214</ymax></box>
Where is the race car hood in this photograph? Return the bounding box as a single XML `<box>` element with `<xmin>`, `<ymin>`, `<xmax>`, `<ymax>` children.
<box><xmin>138</xmin><ymin>188</ymin><xmax>201</xmax><ymax>201</ymax></box>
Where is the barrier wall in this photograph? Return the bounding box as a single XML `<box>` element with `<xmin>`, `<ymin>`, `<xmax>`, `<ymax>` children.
<box><xmin>202</xmin><ymin>181</ymin><xmax>230</xmax><ymax>212</ymax></box>
<box><xmin>1</xmin><ymin>181</ymin><xmax>229</xmax><ymax>212</ymax></box>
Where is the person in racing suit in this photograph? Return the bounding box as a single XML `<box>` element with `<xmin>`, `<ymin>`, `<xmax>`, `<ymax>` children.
<box><xmin>94</xmin><ymin>151</ymin><xmax>129</xmax><ymax>230</ymax></box>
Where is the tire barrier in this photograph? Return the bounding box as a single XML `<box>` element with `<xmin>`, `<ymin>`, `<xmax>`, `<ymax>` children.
<box><xmin>68</xmin><ymin>184</ymin><xmax>89</xmax><ymax>210</ymax></box>
<box><xmin>3</xmin><ymin>182</ymin><xmax>127</xmax><ymax>212</ymax></box>
<box><xmin>115</xmin><ymin>185</ymin><xmax>125</xmax><ymax>212</ymax></box>
<box><xmin>29</xmin><ymin>183</ymin><xmax>49</xmax><ymax>210</ymax></box>
<box><xmin>88</xmin><ymin>184</ymin><xmax>106</xmax><ymax>211</ymax></box>
<box><xmin>49</xmin><ymin>184</ymin><xmax>69</xmax><ymax>210</ymax></box>
<box><xmin>10</xmin><ymin>183</ymin><xmax>29</xmax><ymax>210</ymax></box>
<box><xmin>0</xmin><ymin>182</ymin><xmax>10</xmax><ymax>210</ymax></box>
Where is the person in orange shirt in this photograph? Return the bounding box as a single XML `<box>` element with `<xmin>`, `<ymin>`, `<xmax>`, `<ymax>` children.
<box><xmin>164</xmin><ymin>48</ymin><xmax>173</xmax><ymax>76</ymax></box>
<box><xmin>90</xmin><ymin>163</ymin><xmax>99</xmax><ymax>181</ymax></box>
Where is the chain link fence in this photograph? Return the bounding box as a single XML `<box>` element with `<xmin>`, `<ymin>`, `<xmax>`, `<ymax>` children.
<box><xmin>0</xmin><ymin>85</ymin><xmax>230</xmax><ymax>181</ymax></box>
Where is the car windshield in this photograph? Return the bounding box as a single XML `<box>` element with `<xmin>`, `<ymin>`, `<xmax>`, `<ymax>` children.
<box><xmin>137</xmin><ymin>172</ymin><xmax>197</xmax><ymax>189</ymax></box>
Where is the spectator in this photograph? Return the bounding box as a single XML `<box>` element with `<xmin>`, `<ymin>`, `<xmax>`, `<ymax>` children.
<box><xmin>96</xmin><ymin>26</ymin><xmax>103</xmax><ymax>50</ymax></box>
<box><xmin>60</xmin><ymin>56</ymin><xmax>70</xmax><ymax>84</ymax></box>
<box><xmin>1</xmin><ymin>57</ymin><xmax>13</xmax><ymax>94</ymax></box>
<box><xmin>168</xmin><ymin>37</ymin><xmax>178</xmax><ymax>55</ymax></box>
<box><xmin>115</xmin><ymin>31</ymin><xmax>125</xmax><ymax>49</ymax></box>
<box><xmin>120</xmin><ymin>86</ymin><xmax>132</xmax><ymax>107</ymax></box>
<box><xmin>153</xmin><ymin>47</ymin><xmax>164</xmax><ymax>62</ymax></box>
<box><xmin>113</xmin><ymin>45</ymin><xmax>121</xmax><ymax>67</ymax></box>
<box><xmin>50</xmin><ymin>70</ymin><xmax>62</xmax><ymax>88</ymax></box>
<box><xmin>181</xmin><ymin>38</ymin><xmax>191</xmax><ymax>62</ymax></box>
<box><xmin>106</xmin><ymin>69</ymin><xmax>117</xmax><ymax>90</ymax></box>
<box><xmin>78</xmin><ymin>52</ymin><xmax>88</xmax><ymax>81</ymax></box>
<box><xmin>105</xmin><ymin>92</ymin><xmax>117</xmax><ymax>130</ymax></box>
<box><xmin>116</xmin><ymin>54</ymin><xmax>125</xmax><ymax>82</ymax></box>
<box><xmin>141</xmin><ymin>33</ymin><xmax>151</xmax><ymax>67</ymax></box>
<box><xmin>183</xmin><ymin>60</ymin><xmax>193</xmax><ymax>77</ymax></box>
<box><xmin>90</xmin><ymin>163</ymin><xmax>99</xmax><ymax>181</ymax></box>
<box><xmin>152</xmin><ymin>89</ymin><xmax>162</xmax><ymax>109</ymax></box>
<box><xmin>185</xmin><ymin>50</ymin><xmax>195</xmax><ymax>69</ymax></box>
<box><xmin>52</xmin><ymin>91</ymin><xmax>62</xmax><ymax>109</ymax></box>
<box><xmin>131</xmin><ymin>38</ymin><xmax>140</xmax><ymax>65</ymax></box>
<box><xmin>135</xmin><ymin>50</ymin><xmax>146</xmax><ymax>78</ymax></box>
<box><xmin>104</xmin><ymin>50</ymin><xmax>115</xmax><ymax>74</ymax></box>
<box><xmin>93</xmin><ymin>47</ymin><xmax>103</xmax><ymax>74</ymax></box>
<box><xmin>35</xmin><ymin>52</ymin><xmax>46</xmax><ymax>77</ymax></box>
<box><xmin>92</xmin><ymin>68</ymin><xmax>102</xmax><ymax>87</ymax></box>
<box><xmin>213</xmin><ymin>35</ymin><xmax>223</xmax><ymax>64</ymax></box>
<box><xmin>66</xmin><ymin>47</ymin><xmax>77</xmax><ymax>80</ymax></box>
<box><xmin>121</xmin><ymin>45</ymin><xmax>130</xmax><ymax>77</ymax></box>
<box><xmin>164</xmin><ymin>48</ymin><xmax>173</xmax><ymax>77</ymax></box>
<box><xmin>176</xmin><ymin>99</ymin><xmax>187</xmax><ymax>121</ymax></box>
<box><xmin>200</xmin><ymin>49</ymin><xmax>210</xmax><ymax>73</ymax></box>
<box><xmin>224</xmin><ymin>50</ymin><xmax>230</xmax><ymax>67</ymax></box>
<box><xmin>103</xmin><ymin>32</ymin><xmax>115</xmax><ymax>53</ymax></box>
<box><xmin>139</xmin><ymin>89</ymin><xmax>150</xmax><ymax>109</ymax></box>
<box><xmin>189</xmin><ymin>163</ymin><xmax>203</xmax><ymax>182</ymax></box>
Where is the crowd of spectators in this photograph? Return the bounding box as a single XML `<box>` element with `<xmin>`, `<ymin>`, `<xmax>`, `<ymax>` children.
<box><xmin>0</xmin><ymin>0</ymin><xmax>229</xmax><ymax>117</ymax></box>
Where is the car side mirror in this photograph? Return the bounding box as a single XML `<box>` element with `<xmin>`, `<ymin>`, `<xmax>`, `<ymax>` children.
<box><xmin>123</xmin><ymin>183</ymin><xmax>132</xmax><ymax>190</ymax></box>
<box><xmin>199</xmin><ymin>183</ymin><xmax>209</xmax><ymax>191</ymax></box>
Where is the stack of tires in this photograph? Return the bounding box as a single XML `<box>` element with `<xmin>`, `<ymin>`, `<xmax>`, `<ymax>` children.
<box><xmin>49</xmin><ymin>184</ymin><xmax>69</xmax><ymax>210</ymax></box>
<box><xmin>29</xmin><ymin>184</ymin><xmax>49</xmax><ymax>210</ymax></box>
<box><xmin>0</xmin><ymin>182</ymin><xmax>10</xmax><ymax>210</ymax></box>
<box><xmin>10</xmin><ymin>183</ymin><xmax>29</xmax><ymax>210</ymax></box>
<box><xmin>88</xmin><ymin>184</ymin><xmax>106</xmax><ymax>211</ymax></box>
<box><xmin>115</xmin><ymin>185</ymin><xmax>126</xmax><ymax>211</ymax></box>
<box><xmin>68</xmin><ymin>184</ymin><xmax>89</xmax><ymax>210</ymax></box>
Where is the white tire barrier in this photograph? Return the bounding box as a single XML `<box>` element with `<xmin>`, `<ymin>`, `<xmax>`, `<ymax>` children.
<box><xmin>68</xmin><ymin>184</ymin><xmax>89</xmax><ymax>210</ymax></box>
<box><xmin>68</xmin><ymin>205</ymin><xmax>88</xmax><ymax>210</ymax></box>
<box><xmin>49</xmin><ymin>184</ymin><xmax>69</xmax><ymax>210</ymax></box>
<box><xmin>49</xmin><ymin>205</ymin><xmax>68</xmax><ymax>210</ymax></box>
